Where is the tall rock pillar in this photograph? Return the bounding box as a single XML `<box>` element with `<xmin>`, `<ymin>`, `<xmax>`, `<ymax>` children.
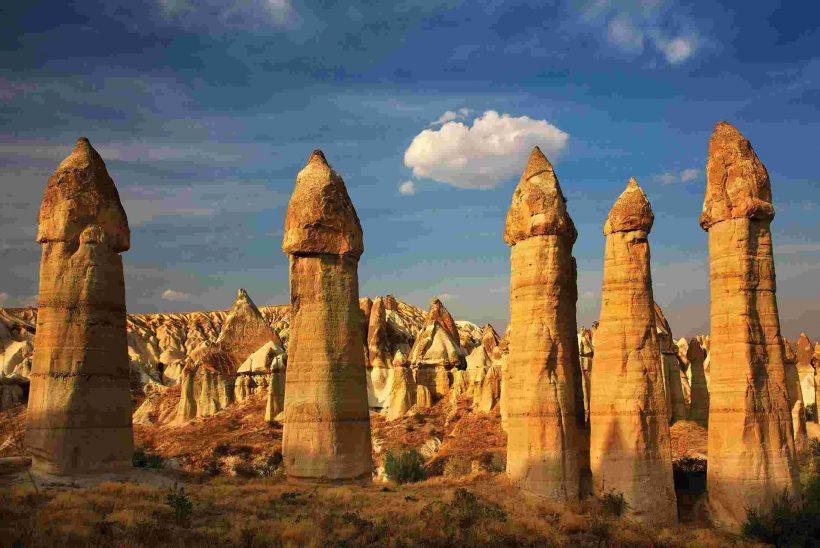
<box><xmin>504</xmin><ymin>146</ymin><xmax>584</xmax><ymax>500</ymax></box>
<box><xmin>589</xmin><ymin>179</ymin><xmax>677</xmax><ymax>524</ymax></box>
<box><xmin>700</xmin><ymin>122</ymin><xmax>798</xmax><ymax>527</ymax></box>
<box><xmin>26</xmin><ymin>137</ymin><xmax>133</xmax><ymax>474</ymax></box>
<box><xmin>281</xmin><ymin>150</ymin><xmax>372</xmax><ymax>481</ymax></box>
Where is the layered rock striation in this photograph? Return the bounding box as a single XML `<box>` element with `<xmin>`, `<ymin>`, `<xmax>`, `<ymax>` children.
<box><xmin>281</xmin><ymin>150</ymin><xmax>372</xmax><ymax>481</ymax></box>
<box><xmin>503</xmin><ymin>146</ymin><xmax>585</xmax><ymax>500</ymax></box>
<box><xmin>25</xmin><ymin>138</ymin><xmax>133</xmax><ymax>474</ymax></box>
<box><xmin>700</xmin><ymin>122</ymin><xmax>798</xmax><ymax>528</ymax></box>
<box><xmin>589</xmin><ymin>178</ymin><xmax>677</xmax><ymax>524</ymax></box>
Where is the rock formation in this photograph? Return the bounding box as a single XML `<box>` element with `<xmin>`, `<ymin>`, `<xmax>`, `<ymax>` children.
<box><xmin>654</xmin><ymin>303</ymin><xmax>689</xmax><ymax>423</ymax></box>
<box><xmin>503</xmin><ymin>146</ymin><xmax>584</xmax><ymax>500</ymax></box>
<box><xmin>365</xmin><ymin>297</ymin><xmax>392</xmax><ymax>408</ymax></box>
<box><xmin>795</xmin><ymin>333</ymin><xmax>816</xmax><ymax>413</ymax></box>
<box><xmin>25</xmin><ymin>137</ymin><xmax>133</xmax><ymax>474</ymax></box>
<box><xmin>700</xmin><ymin>121</ymin><xmax>798</xmax><ymax>528</ymax></box>
<box><xmin>408</xmin><ymin>298</ymin><xmax>464</xmax><ymax>400</ymax></box>
<box><xmin>783</xmin><ymin>340</ymin><xmax>809</xmax><ymax>459</ymax></box>
<box><xmin>686</xmin><ymin>337</ymin><xmax>710</xmax><ymax>427</ymax></box>
<box><xmin>281</xmin><ymin>150</ymin><xmax>372</xmax><ymax>481</ymax></box>
<box><xmin>577</xmin><ymin>327</ymin><xmax>594</xmax><ymax>423</ymax></box>
<box><xmin>175</xmin><ymin>288</ymin><xmax>280</xmax><ymax>421</ymax></box>
<box><xmin>477</xmin><ymin>364</ymin><xmax>501</xmax><ymax>413</ymax></box>
<box><xmin>384</xmin><ymin>352</ymin><xmax>416</xmax><ymax>420</ymax></box>
<box><xmin>588</xmin><ymin>178</ymin><xmax>677</xmax><ymax>524</ymax></box>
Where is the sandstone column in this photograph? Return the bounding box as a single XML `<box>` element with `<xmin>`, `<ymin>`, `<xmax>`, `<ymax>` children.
<box><xmin>686</xmin><ymin>338</ymin><xmax>710</xmax><ymax>427</ymax></box>
<box><xmin>701</xmin><ymin>122</ymin><xmax>798</xmax><ymax>528</ymax></box>
<box><xmin>795</xmin><ymin>333</ymin><xmax>816</xmax><ymax>416</ymax></box>
<box><xmin>26</xmin><ymin>137</ymin><xmax>133</xmax><ymax>474</ymax></box>
<box><xmin>589</xmin><ymin>178</ymin><xmax>677</xmax><ymax>524</ymax></box>
<box><xmin>281</xmin><ymin>150</ymin><xmax>372</xmax><ymax>481</ymax></box>
<box><xmin>504</xmin><ymin>146</ymin><xmax>584</xmax><ymax>500</ymax></box>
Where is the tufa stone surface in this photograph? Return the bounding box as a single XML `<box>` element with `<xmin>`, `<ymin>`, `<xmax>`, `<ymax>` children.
<box><xmin>504</xmin><ymin>146</ymin><xmax>585</xmax><ymax>500</ymax></box>
<box><xmin>26</xmin><ymin>138</ymin><xmax>133</xmax><ymax>474</ymax></box>
<box><xmin>589</xmin><ymin>179</ymin><xmax>677</xmax><ymax>524</ymax></box>
<box><xmin>281</xmin><ymin>150</ymin><xmax>372</xmax><ymax>482</ymax></box>
<box><xmin>701</xmin><ymin>122</ymin><xmax>798</xmax><ymax>528</ymax></box>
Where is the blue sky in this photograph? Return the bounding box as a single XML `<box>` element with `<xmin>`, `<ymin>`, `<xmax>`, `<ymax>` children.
<box><xmin>1</xmin><ymin>0</ymin><xmax>818</xmax><ymax>338</ymax></box>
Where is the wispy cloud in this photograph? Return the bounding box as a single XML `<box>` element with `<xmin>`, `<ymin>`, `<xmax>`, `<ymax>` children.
<box><xmin>0</xmin><ymin>292</ymin><xmax>8</xmax><ymax>305</ymax></box>
<box><xmin>430</xmin><ymin>108</ymin><xmax>471</xmax><ymax>126</ymax></box>
<box><xmin>156</xmin><ymin>0</ymin><xmax>297</xmax><ymax>31</ymax></box>
<box><xmin>398</xmin><ymin>180</ymin><xmax>417</xmax><ymax>195</ymax></box>
<box><xmin>655</xmin><ymin>167</ymin><xmax>701</xmax><ymax>184</ymax></box>
<box><xmin>576</xmin><ymin>0</ymin><xmax>702</xmax><ymax>65</ymax></box>
<box><xmin>161</xmin><ymin>289</ymin><xmax>193</xmax><ymax>302</ymax></box>
<box><xmin>405</xmin><ymin>110</ymin><xmax>569</xmax><ymax>189</ymax></box>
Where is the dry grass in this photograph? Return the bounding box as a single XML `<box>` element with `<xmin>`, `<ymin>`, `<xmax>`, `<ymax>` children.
<box><xmin>0</xmin><ymin>473</ymin><xmax>747</xmax><ymax>547</ymax></box>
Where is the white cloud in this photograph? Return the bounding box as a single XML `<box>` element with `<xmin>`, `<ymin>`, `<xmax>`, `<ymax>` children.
<box><xmin>398</xmin><ymin>180</ymin><xmax>417</xmax><ymax>195</ymax></box>
<box><xmin>655</xmin><ymin>168</ymin><xmax>701</xmax><ymax>185</ymax></box>
<box><xmin>0</xmin><ymin>292</ymin><xmax>8</xmax><ymax>305</ymax></box>
<box><xmin>431</xmin><ymin>108</ymin><xmax>471</xmax><ymax>126</ymax></box>
<box><xmin>162</xmin><ymin>289</ymin><xmax>192</xmax><ymax>301</ymax></box>
<box><xmin>655</xmin><ymin>35</ymin><xmax>697</xmax><ymax>64</ymax></box>
<box><xmin>607</xmin><ymin>15</ymin><xmax>644</xmax><ymax>53</ymax></box>
<box><xmin>404</xmin><ymin>110</ymin><xmax>570</xmax><ymax>189</ymax></box>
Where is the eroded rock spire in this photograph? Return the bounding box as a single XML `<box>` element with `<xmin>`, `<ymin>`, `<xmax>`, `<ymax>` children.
<box><xmin>281</xmin><ymin>149</ymin><xmax>372</xmax><ymax>481</ymax></box>
<box><xmin>701</xmin><ymin>122</ymin><xmax>797</xmax><ymax>528</ymax></box>
<box><xmin>504</xmin><ymin>146</ymin><xmax>584</xmax><ymax>500</ymax></box>
<box><xmin>26</xmin><ymin>137</ymin><xmax>133</xmax><ymax>474</ymax></box>
<box><xmin>590</xmin><ymin>178</ymin><xmax>677</xmax><ymax>524</ymax></box>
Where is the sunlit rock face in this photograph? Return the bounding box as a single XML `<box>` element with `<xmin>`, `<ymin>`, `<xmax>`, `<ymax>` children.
<box><xmin>589</xmin><ymin>179</ymin><xmax>677</xmax><ymax>525</ymax></box>
<box><xmin>175</xmin><ymin>288</ymin><xmax>281</xmax><ymax>422</ymax></box>
<box><xmin>25</xmin><ymin>138</ymin><xmax>133</xmax><ymax>474</ymax></box>
<box><xmin>408</xmin><ymin>298</ymin><xmax>464</xmax><ymax>401</ymax></box>
<box><xmin>795</xmin><ymin>333</ymin><xmax>816</xmax><ymax>411</ymax></box>
<box><xmin>701</xmin><ymin>121</ymin><xmax>798</xmax><ymax>529</ymax></box>
<box><xmin>503</xmin><ymin>146</ymin><xmax>584</xmax><ymax>500</ymax></box>
<box><xmin>281</xmin><ymin>150</ymin><xmax>372</xmax><ymax>482</ymax></box>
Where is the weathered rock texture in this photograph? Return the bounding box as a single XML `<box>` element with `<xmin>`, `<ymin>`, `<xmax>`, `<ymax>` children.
<box><xmin>700</xmin><ymin>121</ymin><xmax>798</xmax><ymax>528</ymax></box>
<box><xmin>783</xmin><ymin>340</ymin><xmax>809</xmax><ymax>459</ymax></box>
<box><xmin>365</xmin><ymin>297</ymin><xmax>392</xmax><ymax>408</ymax></box>
<box><xmin>686</xmin><ymin>338</ymin><xmax>710</xmax><ymax>427</ymax></box>
<box><xmin>654</xmin><ymin>303</ymin><xmax>690</xmax><ymax>423</ymax></box>
<box><xmin>175</xmin><ymin>289</ymin><xmax>280</xmax><ymax>421</ymax></box>
<box><xmin>408</xmin><ymin>298</ymin><xmax>465</xmax><ymax>400</ymax></box>
<box><xmin>795</xmin><ymin>333</ymin><xmax>816</xmax><ymax>412</ymax></box>
<box><xmin>577</xmin><ymin>327</ymin><xmax>594</xmax><ymax>423</ymax></box>
<box><xmin>25</xmin><ymin>138</ymin><xmax>134</xmax><ymax>474</ymax></box>
<box><xmin>281</xmin><ymin>150</ymin><xmax>372</xmax><ymax>481</ymax></box>
<box><xmin>589</xmin><ymin>179</ymin><xmax>677</xmax><ymax>524</ymax></box>
<box><xmin>503</xmin><ymin>146</ymin><xmax>584</xmax><ymax>500</ymax></box>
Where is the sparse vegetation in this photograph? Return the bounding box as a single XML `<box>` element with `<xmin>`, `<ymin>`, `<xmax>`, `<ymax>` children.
<box><xmin>384</xmin><ymin>449</ymin><xmax>425</xmax><ymax>484</ymax></box>
<box><xmin>132</xmin><ymin>448</ymin><xmax>164</xmax><ymax>469</ymax></box>
<box><xmin>600</xmin><ymin>489</ymin><xmax>629</xmax><ymax>517</ymax></box>
<box><xmin>166</xmin><ymin>483</ymin><xmax>193</xmax><ymax>524</ymax></box>
<box><xmin>742</xmin><ymin>472</ymin><xmax>820</xmax><ymax>546</ymax></box>
<box><xmin>805</xmin><ymin>403</ymin><xmax>817</xmax><ymax>423</ymax></box>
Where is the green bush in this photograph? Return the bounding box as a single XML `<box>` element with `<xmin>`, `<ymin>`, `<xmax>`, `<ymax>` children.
<box><xmin>384</xmin><ymin>449</ymin><xmax>425</xmax><ymax>484</ymax></box>
<box><xmin>132</xmin><ymin>448</ymin><xmax>164</xmax><ymax>469</ymax></box>
<box><xmin>600</xmin><ymin>490</ymin><xmax>629</xmax><ymax>518</ymax></box>
<box><xmin>742</xmin><ymin>473</ymin><xmax>820</xmax><ymax>546</ymax></box>
<box><xmin>810</xmin><ymin>438</ymin><xmax>820</xmax><ymax>458</ymax></box>
<box><xmin>166</xmin><ymin>483</ymin><xmax>193</xmax><ymax>524</ymax></box>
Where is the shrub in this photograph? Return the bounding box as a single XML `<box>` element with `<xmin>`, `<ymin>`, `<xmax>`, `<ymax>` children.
<box><xmin>443</xmin><ymin>455</ymin><xmax>472</xmax><ymax>478</ymax></box>
<box><xmin>806</xmin><ymin>403</ymin><xmax>817</xmax><ymax>423</ymax></box>
<box><xmin>384</xmin><ymin>449</ymin><xmax>425</xmax><ymax>484</ymax></box>
<box><xmin>132</xmin><ymin>448</ymin><xmax>163</xmax><ymax>469</ymax></box>
<box><xmin>600</xmin><ymin>490</ymin><xmax>629</xmax><ymax>517</ymax></box>
<box><xmin>742</xmin><ymin>473</ymin><xmax>820</xmax><ymax>546</ymax></box>
<box><xmin>166</xmin><ymin>483</ymin><xmax>193</xmax><ymax>524</ymax></box>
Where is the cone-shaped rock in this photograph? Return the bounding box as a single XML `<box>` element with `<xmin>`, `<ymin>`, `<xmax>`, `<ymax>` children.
<box><xmin>589</xmin><ymin>179</ymin><xmax>677</xmax><ymax>524</ymax></box>
<box><xmin>783</xmin><ymin>340</ymin><xmax>809</xmax><ymax>459</ymax></box>
<box><xmin>504</xmin><ymin>146</ymin><xmax>584</xmax><ymax>499</ymax></box>
<box><xmin>281</xmin><ymin>150</ymin><xmax>372</xmax><ymax>481</ymax></box>
<box><xmin>795</xmin><ymin>333</ymin><xmax>816</xmax><ymax>413</ymax></box>
<box><xmin>701</xmin><ymin>122</ymin><xmax>797</xmax><ymax>528</ymax></box>
<box><xmin>26</xmin><ymin>138</ymin><xmax>133</xmax><ymax>474</ymax></box>
<box><xmin>481</xmin><ymin>323</ymin><xmax>501</xmax><ymax>354</ymax></box>
<box><xmin>365</xmin><ymin>297</ymin><xmax>392</xmax><ymax>408</ymax></box>
<box><xmin>408</xmin><ymin>298</ymin><xmax>464</xmax><ymax>400</ymax></box>
<box><xmin>654</xmin><ymin>302</ymin><xmax>689</xmax><ymax>423</ymax></box>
